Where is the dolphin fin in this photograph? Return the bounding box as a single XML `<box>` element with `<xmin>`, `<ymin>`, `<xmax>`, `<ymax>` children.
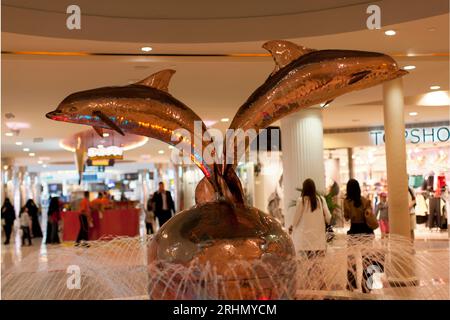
<box><xmin>262</xmin><ymin>40</ymin><xmax>315</xmax><ymax>75</ymax></box>
<box><xmin>136</xmin><ymin>69</ymin><xmax>176</xmax><ymax>92</ymax></box>
<box><xmin>93</xmin><ymin>126</ymin><xmax>104</xmax><ymax>137</ymax></box>
<box><xmin>92</xmin><ymin>110</ymin><xmax>125</xmax><ymax>136</ymax></box>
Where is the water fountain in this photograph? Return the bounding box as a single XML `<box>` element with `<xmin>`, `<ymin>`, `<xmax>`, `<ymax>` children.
<box><xmin>15</xmin><ymin>40</ymin><xmax>426</xmax><ymax>300</ymax></box>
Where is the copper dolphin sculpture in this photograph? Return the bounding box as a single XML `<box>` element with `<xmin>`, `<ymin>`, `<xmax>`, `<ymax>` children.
<box><xmin>46</xmin><ymin>69</ymin><xmax>228</xmax><ymax>194</ymax></box>
<box><xmin>219</xmin><ymin>40</ymin><xmax>408</xmax><ymax>181</ymax></box>
<box><xmin>47</xmin><ymin>40</ymin><xmax>408</xmax><ymax>203</ymax></box>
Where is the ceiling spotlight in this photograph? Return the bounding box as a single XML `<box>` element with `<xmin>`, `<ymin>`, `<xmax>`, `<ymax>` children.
<box><xmin>5</xmin><ymin>132</ymin><xmax>13</xmax><ymax>137</ymax></box>
<box><xmin>168</xmin><ymin>146</ymin><xmax>174</xmax><ymax>149</ymax></box>
<box><xmin>42</xmin><ymin>164</ymin><xmax>48</xmax><ymax>168</ymax></box>
<box><xmin>384</xmin><ymin>30</ymin><xmax>396</xmax><ymax>36</ymax></box>
<box><xmin>430</xmin><ymin>85</ymin><xmax>441</xmax><ymax>90</ymax></box>
<box><xmin>23</xmin><ymin>148</ymin><xmax>30</xmax><ymax>152</ymax></box>
<box><xmin>103</xmin><ymin>133</ymin><xmax>110</xmax><ymax>137</ymax></box>
<box><xmin>15</xmin><ymin>141</ymin><xmax>23</xmax><ymax>146</ymax></box>
<box><xmin>403</xmin><ymin>65</ymin><xmax>416</xmax><ymax>71</ymax></box>
<box><xmin>37</xmin><ymin>160</ymin><xmax>43</xmax><ymax>164</ymax></box>
<box><xmin>158</xmin><ymin>150</ymin><xmax>164</xmax><ymax>154</ymax></box>
<box><xmin>221</xmin><ymin>118</ymin><xmax>230</xmax><ymax>122</ymax></box>
<box><xmin>29</xmin><ymin>153</ymin><xmax>35</xmax><ymax>157</ymax></box>
<box><xmin>3</xmin><ymin>165</ymin><xmax>8</xmax><ymax>170</ymax></box>
<box><xmin>409</xmin><ymin>112</ymin><xmax>418</xmax><ymax>116</ymax></box>
<box><xmin>418</xmin><ymin>91</ymin><xmax>450</xmax><ymax>106</ymax></box>
<box><xmin>141</xmin><ymin>46</ymin><xmax>153</xmax><ymax>52</ymax></box>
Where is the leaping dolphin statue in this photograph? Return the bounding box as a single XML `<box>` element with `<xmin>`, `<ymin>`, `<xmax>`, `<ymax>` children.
<box><xmin>220</xmin><ymin>40</ymin><xmax>409</xmax><ymax>182</ymax></box>
<box><xmin>46</xmin><ymin>69</ymin><xmax>232</xmax><ymax>197</ymax></box>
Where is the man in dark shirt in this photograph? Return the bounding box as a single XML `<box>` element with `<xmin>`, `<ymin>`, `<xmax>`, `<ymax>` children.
<box><xmin>151</xmin><ymin>182</ymin><xmax>175</xmax><ymax>228</ymax></box>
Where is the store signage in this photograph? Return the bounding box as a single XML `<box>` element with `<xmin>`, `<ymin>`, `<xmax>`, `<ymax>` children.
<box><xmin>86</xmin><ymin>159</ymin><xmax>115</xmax><ymax>167</ymax></box>
<box><xmin>87</xmin><ymin>146</ymin><xmax>123</xmax><ymax>160</ymax></box>
<box><xmin>370</xmin><ymin>126</ymin><xmax>450</xmax><ymax>145</ymax></box>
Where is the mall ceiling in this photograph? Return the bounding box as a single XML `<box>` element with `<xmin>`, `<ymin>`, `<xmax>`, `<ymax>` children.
<box><xmin>1</xmin><ymin>0</ymin><xmax>449</xmax><ymax>168</ymax></box>
<box><xmin>2</xmin><ymin>0</ymin><xmax>448</xmax><ymax>42</ymax></box>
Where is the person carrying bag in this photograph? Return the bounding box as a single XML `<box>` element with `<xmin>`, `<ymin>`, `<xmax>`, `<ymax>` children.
<box><xmin>290</xmin><ymin>179</ymin><xmax>331</xmax><ymax>258</ymax></box>
<box><xmin>344</xmin><ymin>179</ymin><xmax>381</xmax><ymax>293</ymax></box>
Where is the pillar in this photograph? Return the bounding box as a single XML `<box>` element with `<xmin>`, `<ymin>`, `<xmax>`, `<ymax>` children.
<box><xmin>281</xmin><ymin>108</ymin><xmax>325</xmax><ymax>228</ymax></box>
<box><xmin>383</xmin><ymin>77</ymin><xmax>417</xmax><ymax>286</ymax></box>
<box><xmin>347</xmin><ymin>148</ymin><xmax>354</xmax><ymax>180</ymax></box>
<box><xmin>382</xmin><ymin>78</ymin><xmax>411</xmax><ymax>239</ymax></box>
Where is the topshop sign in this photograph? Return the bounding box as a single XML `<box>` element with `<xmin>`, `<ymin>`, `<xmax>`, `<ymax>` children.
<box><xmin>370</xmin><ymin>126</ymin><xmax>450</xmax><ymax>145</ymax></box>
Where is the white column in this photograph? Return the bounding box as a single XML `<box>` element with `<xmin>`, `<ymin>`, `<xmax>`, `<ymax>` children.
<box><xmin>281</xmin><ymin>108</ymin><xmax>325</xmax><ymax>227</ymax></box>
<box><xmin>382</xmin><ymin>78</ymin><xmax>411</xmax><ymax>239</ymax></box>
<box><xmin>383</xmin><ymin>77</ymin><xmax>417</xmax><ymax>285</ymax></box>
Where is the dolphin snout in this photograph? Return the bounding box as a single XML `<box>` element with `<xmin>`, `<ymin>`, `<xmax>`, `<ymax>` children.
<box><xmin>46</xmin><ymin>110</ymin><xmax>62</xmax><ymax>120</ymax></box>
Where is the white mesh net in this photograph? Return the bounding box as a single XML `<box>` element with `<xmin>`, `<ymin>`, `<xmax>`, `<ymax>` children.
<box><xmin>2</xmin><ymin>234</ymin><xmax>448</xmax><ymax>300</ymax></box>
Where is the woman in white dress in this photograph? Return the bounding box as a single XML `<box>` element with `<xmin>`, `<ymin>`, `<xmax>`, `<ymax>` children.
<box><xmin>291</xmin><ymin>179</ymin><xmax>331</xmax><ymax>258</ymax></box>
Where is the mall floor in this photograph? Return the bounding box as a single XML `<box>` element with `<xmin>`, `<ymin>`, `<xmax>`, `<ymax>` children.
<box><xmin>1</xmin><ymin>223</ymin><xmax>449</xmax><ymax>300</ymax></box>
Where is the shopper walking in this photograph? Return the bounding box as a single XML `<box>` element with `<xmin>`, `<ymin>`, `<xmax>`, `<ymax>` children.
<box><xmin>151</xmin><ymin>182</ymin><xmax>176</xmax><ymax>228</ymax></box>
<box><xmin>19</xmin><ymin>206</ymin><xmax>32</xmax><ymax>246</ymax></box>
<box><xmin>25</xmin><ymin>199</ymin><xmax>43</xmax><ymax>238</ymax></box>
<box><xmin>76</xmin><ymin>191</ymin><xmax>92</xmax><ymax>246</ymax></box>
<box><xmin>344</xmin><ymin>179</ymin><xmax>380</xmax><ymax>293</ymax></box>
<box><xmin>375</xmin><ymin>193</ymin><xmax>389</xmax><ymax>238</ymax></box>
<box><xmin>46</xmin><ymin>197</ymin><xmax>61</xmax><ymax>244</ymax></box>
<box><xmin>1</xmin><ymin>198</ymin><xmax>16</xmax><ymax>245</ymax></box>
<box><xmin>291</xmin><ymin>178</ymin><xmax>331</xmax><ymax>257</ymax></box>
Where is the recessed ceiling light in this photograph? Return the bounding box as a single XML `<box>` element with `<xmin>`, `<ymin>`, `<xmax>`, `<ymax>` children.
<box><xmin>384</xmin><ymin>30</ymin><xmax>396</xmax><ymax>36</ymax></box>
<box><xmin>141</xmin><ymin>46</ymin><xmax>153</xmax><ymax>52</ymax></box>
<box><xmin>430</xmin><ymin>85</ymin><xmax>441</xmax><ymax>90</ymax></box>
<box><xmin>15</xmin><ymin>141</ymin><xmax>23</xmax><ymax>146</ymax></box>
<box><xmin>37</xmin><ymin>160</ymin><xmax>43</xmax><ymax>164</ymax></box>
<box><xmin>168</xmin><ymin>146</ymin><xmax>174</xmax><ymax>149</ymax></box>
<box><xmin>221</xmin><ymin>118</ymin><xmax>229</xmax><ymax>122</ymax></box>
<box><xmin>158</xmin><ymin>150</ymin><xmax>164</xmax><ymax>154</ymax></box>
<box><xmin>403</xmin><ymin>65</ymin><xmax>416</xmax><ymax>71</ymax></box>
<box><xmin>103</xmin><ymin>133</ymin><xmax>110</xmax><ymax>137</ymax></box>
<box><xmin>42</xmin><ymin>164</ymin><xmax>47</xmax><ymax>168</ymax></box>
<box><xmin>409</xmin><ymin>112</ymin><xmax>418</xmax><ymax>116</ymax></box>
<box><xmin>3</xmin><ymin>165</ymin><xmax>8</xmax><ymax>170</ymax></box>
<box><xmin>418</xmin><ymin>91</ymin><xmax>450</xmax><ymax>106</ymax></box>
<box><xmin>5</xmin><ymin>132</ymin><xmax>13</xmax><ymax>137</ymax></box>
<box><xmin>29</xmin><ymin>153</ymin><xmax>35</xmax><ymax>157</ymax></box>
<box><xmin>23</xmin><ymin>148</ymin><xmax>30</xmax><ymax>152</ymax></box>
